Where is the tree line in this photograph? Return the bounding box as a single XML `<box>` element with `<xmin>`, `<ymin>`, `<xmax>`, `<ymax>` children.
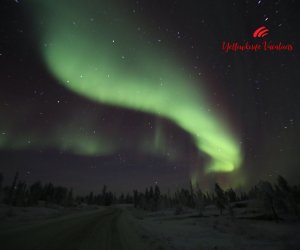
<box><xmin>132</xmin><ymin>176</ymin><xmax>300</xmax><ymax>220</ymax></box>
<box><xmin>0</xmin><ymin>172</ymin><xmax>299</xmax><ymax>220</ymax></box>
<box><xmin>0</xmin><ymin>172</ymin><xmax>123</xmax><ymax>207</ymax></box>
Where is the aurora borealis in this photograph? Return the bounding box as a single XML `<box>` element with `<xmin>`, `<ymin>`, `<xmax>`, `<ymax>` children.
<box><xmin>0</xmin><ymin>0</ymin><xmax>299</xmax><ymax>192</ymax></box>
<box><xmin>30</xmin><ymin>0</ymin><xmax>241</xmax><ymax>174</ymax></box>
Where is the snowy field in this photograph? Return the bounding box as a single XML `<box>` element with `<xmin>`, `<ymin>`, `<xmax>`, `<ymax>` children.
<box><xmin>128</xmin><ymin>202</ymin><xmax>300</xmax><ymax>250</ymax></box>
<box><xmin>0</xmin><ymin>202</ymin><xmax>299</xmax><ymax>250</ymax></box>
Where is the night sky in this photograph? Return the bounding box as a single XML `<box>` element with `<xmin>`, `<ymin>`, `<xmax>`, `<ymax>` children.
<box><xmin>0</xmin><ymin>0</ymin><xmax>299</xmax><ymax>194</ymax></box>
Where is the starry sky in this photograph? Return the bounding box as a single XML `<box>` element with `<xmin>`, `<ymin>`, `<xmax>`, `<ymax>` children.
<box><xmin>0</xmin><ymin>0</ymin><xmax>299</xmax><ymax>194</ymax></box>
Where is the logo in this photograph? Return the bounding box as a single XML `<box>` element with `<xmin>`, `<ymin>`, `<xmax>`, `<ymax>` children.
<box><xmin>221</xmin><ymin>25</ymin><xmax>293</xmax><ymax>53</ymax></box>
<box><xmin>253</xmin><ymin>26</ymin><xmax>269</xmax><ymax>38</ymax></box>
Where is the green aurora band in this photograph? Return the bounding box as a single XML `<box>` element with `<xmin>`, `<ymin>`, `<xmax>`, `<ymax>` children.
<box><xmin>29</xmin><ymin>0</ymin><xmax>242</xmax><ymax>174</ymax></box>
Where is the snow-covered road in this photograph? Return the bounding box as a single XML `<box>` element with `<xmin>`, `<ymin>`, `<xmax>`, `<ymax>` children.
<box><xmin>0</xmin><ymin>207</ymin><xmax>158</xmax><ymax>250</ymax></box>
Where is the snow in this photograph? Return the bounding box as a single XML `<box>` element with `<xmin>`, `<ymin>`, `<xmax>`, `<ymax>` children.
<box><xmin>128</xmin><ymin>205</ymin><xmax>300</xmax><ymax>250</ymax></box>
<box><xmin>0</xmin><ymin>204</ymin><xmax>103</xmax><ymax>230</ymax></box>
<box><xmin>1</xmin><ymin>203</ymin><xmax>299</xmax><ymax>249</ymax></box>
